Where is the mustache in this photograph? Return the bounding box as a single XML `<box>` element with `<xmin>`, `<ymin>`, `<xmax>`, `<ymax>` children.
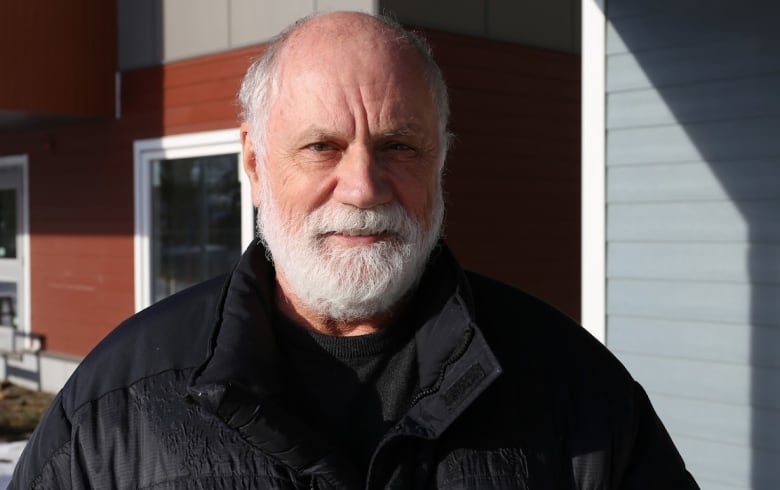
<box><xmin>304</xmin><ymin>204</ymin><xmax>414</xmax><ymax>237</ymax></box>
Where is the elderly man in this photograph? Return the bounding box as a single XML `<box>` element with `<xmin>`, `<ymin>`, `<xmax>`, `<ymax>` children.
<box><xmin>11</xmin><ymin>11</ymin><xmax>697</xmax><ymax>490</ymax></box>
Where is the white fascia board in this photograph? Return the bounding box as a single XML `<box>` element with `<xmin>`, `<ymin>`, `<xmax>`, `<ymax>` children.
<box><xmin>581</xmin><ymin>0</ymin><xmax>607</xmax><ymax>343</ymax></box>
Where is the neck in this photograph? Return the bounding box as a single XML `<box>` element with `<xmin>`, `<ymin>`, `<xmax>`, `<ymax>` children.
<box><xmin>274</xmin><ymin>275</ymin><xmax>394</xmax><ymax>336</ymax></box>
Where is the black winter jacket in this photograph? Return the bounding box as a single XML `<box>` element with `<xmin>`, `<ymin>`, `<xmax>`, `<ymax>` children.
<box><xmin>11</xmin><ymin>241</ymin><xmax>698</xmax><ymax>489</ymax></box>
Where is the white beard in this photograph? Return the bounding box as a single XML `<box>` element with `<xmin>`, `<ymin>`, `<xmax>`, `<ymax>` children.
<box><xmin>256</xmin><ymin>179</ymin><xmax>443</xmax><ymax>322</ymax></box>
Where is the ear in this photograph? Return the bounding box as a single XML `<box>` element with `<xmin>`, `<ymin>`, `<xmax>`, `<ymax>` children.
<box><xmin>241</xmin><ymin>123</ymin><xmax>262</xmax><ymax>207</ymax></box>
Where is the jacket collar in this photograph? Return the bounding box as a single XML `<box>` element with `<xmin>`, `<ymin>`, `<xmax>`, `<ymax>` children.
<box><xmin>394</xmin><ymin>246</ymin><xmax>502</xmax><ymax>439</ymax></box>
<box><xmin>188</xmin><ymin>239</ymin><xmax>503</xmax><ymax>476</ymax></box>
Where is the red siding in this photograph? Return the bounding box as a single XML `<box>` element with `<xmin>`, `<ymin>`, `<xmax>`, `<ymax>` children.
<box><xmin>0</xmin><ymin>45</ymin><xmax>264</xmax><ymax>356</ymax></box>
<box><xmin>0</xmin><ymin>0</ymin><xmax>116</xmax><ymax>117</ymax></box>
<box><xmin>0</xmin><ymin>31</ymin><xmax>579</xmax><ymax>357</ymax></box>
<box><xmin>427</xmin><ymin>31</ymin><xmax>581</xmax><ymax>319</ymax></box>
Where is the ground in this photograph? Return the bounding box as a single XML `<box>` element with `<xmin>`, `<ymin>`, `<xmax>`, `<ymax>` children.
<box><xmin>0</xmin><ymin>381</ymin><xmax>54</xmax><ymax>442</ymax></box>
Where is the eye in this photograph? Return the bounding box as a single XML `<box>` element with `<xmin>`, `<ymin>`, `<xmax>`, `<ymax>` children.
<box><xmin>381</xmin><ymin>141</ymin><xmax>418</xmax><ymax>157</ymax></box>
<box><xmin>387</xmin><ymin>142</ymin><xmax>413</xmax><ymax>151</ymax></box>
<box><xmin>307</xmin><ymin>142</ymin><xmax>334</xmax><ymax>152</ymax></box>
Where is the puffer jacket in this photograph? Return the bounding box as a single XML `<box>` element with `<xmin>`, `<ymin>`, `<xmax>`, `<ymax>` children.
<box><xmin>10</xmin><ymin>241</ymin><xmax>698</xmax><ymax>489</ymax></box>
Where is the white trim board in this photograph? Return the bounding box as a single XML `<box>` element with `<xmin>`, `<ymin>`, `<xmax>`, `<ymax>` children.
<box><xmin>581</xmin><ymin>0</ymin><xmax>607</xmax><ymax>343</ymax></box>
<box><xmin>133</xmin><ymin>129</ymin><xmax>251</xmax><ymax>312</ymax></box>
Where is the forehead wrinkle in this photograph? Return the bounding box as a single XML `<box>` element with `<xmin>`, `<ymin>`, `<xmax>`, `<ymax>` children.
<box><xmin>273</xmin><ymin>18</ymin><xmax>437</xmax><ymax>147</ymax></box>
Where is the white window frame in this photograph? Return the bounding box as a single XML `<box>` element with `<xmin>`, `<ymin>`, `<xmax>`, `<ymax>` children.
<box><xmin>133</xmin><ymin>129</ymin><xmax>253</xmax><ymax>312</ymax></box>
<box><xmin>0</xmin><ymin>154</ymin><xmax>31</xmax><ymax>339</ymax></box>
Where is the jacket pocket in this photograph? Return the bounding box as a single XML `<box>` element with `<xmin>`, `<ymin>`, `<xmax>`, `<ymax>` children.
<box><xmin>434</xmin><ymin>447</ymin><xmax>530</xmax><ymax>490</ymax></box>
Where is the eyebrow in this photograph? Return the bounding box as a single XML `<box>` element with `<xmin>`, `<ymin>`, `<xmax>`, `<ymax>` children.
<box><xmin>380</xmin><ymin>123</ymin><xmax>429</xmax><ymax>138</ymax></box>
<box><xmin>382</xmin><ymin>127</ymin><xmax>414</xmax><ymax>138</ymax></box>
<box><xmin>297</xmin><ymin>123</ymin><xmax>429</xmax><ymax>143</ymax></box>
<box><xmin>298</xmin><ymin>127</ymin><xmax>341</xmax><ymax>141</ymax></box>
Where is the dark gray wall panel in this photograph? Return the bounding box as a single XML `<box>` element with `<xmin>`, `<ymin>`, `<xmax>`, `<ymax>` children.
<box><xmin>606</xmin><ymin>6</ymin><xmax>760</xmax><ymax>55</ymax></box>
<box><xmin>118</xmin><ymin>0</ymin><xmax>163</xmax><ymax>70</ymax></box>
<box><xmin>607</xmin><ymin>40</ymin><xmax>780</xmax><ymax>93</ymax></box>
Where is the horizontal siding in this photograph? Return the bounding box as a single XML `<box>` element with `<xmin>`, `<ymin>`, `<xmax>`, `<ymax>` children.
<box><xmin>444</xmin><ymin>65</ymin><xmax>579</xmax><ymax>100</ymax></box>
<box><xmin>0</xmin><ymin>0</ymin><xmax>115</xmax><ymax>117</ymax></box>
<box><xmin>608</xmin><ymin>201</ymin><xmax>780</xmax><ymax>242</ymax></box>
<box><xmin>649</xmin><ymin>393</ymin><xmax>780</xmax><ymax>451</ymax></box>
<box><xmin>608</xmin><ymin>279</ymin><xmax>780</xmax><ymax>328</ymax></box>
<box><xmin>607</xmin><ymin>39</ymin><xmax>780</xmax><ymax>93</ymax></box>
<box><xmin>606</xmin><ymin>7</ymin><xmax>758</xmax><ymax>55</ymax></box>
<box><xmin>429</xmin><ymin>30</ymin><xmax>580</xmax><ymax>81</ymax></box>
<box><xmin>452</xmin><ymin>87</ymin><xmax>579</xmax><ymax>121</ymax></box>
<box><xmin>607</xmin><ymin>75</ymin><xmax>780</xmax><ymax>129</ymax></box>
<box><xmin>674</xmin><ymin>435</ymin><xmax>780</xmax><ymax>490</ymax></box>
<box><xmin>428</xmin><ymin>29</ymin><xmax>581</xmax><ymax>319</ymax></box>
<box><xmin>617</xmin><ymin>352</ymin><xmax>780</xmax><ymax>411</ymax></box>
<box><xmin>607</xmin><ymin>160</ymin><xmax>780</xmax><ymax>202</ymax></box>
<box><xmin>608</xmin><ymin>316</ymin><xmax>780</xmax><ymax>368</ymax></box>
<box><xmin>608</xmin><ymin>242</ymin><xmax>780</xmax><ymax>284</ymax></box>
<box><xmin>606</xmin><ymin>7</ymin><xmax>780</xmax><ymax>489</ymax></box>
<box><xmin>607</xmin><ymin>116</ymin><xmax>780</xmax><ymax>166</ymax></box>
<box><xmin>0</xmin><ymin>43</ymin><xmax>259</xmax><ymax>355</ymax></box>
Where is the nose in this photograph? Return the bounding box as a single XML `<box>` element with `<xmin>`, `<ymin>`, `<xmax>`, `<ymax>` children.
<box><xmin>332</xmin><ymin>146</ymin><xmax>392</xmax><ymax>208</ymax></box>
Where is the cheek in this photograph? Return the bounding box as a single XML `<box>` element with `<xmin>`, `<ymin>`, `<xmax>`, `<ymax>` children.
<box><xmin>395</xmin><ymin>171</ymin><xmax>440</xmax><ymax>224</ymax></box>
<box><xmin>268</xmin><ymin>172</ymin><xmax>330</xmax><ymax>223</ymax></box>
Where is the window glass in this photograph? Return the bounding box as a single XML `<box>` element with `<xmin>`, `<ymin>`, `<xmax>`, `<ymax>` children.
<box><xmin>0</xmin><ymin>281</ymin><xmax>16</xmax><ymax>327</ymax></box>
<box><xmin>0</xmin><ymin>189</ymin><xmax>17</xmax><ymax>259</ymax></box>
<box><xmin>150</xmin><ymin>154</ymin><xmax>241</xmax><ymax>302</ymax></box>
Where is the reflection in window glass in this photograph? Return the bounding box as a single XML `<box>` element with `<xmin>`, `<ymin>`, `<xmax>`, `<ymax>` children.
<box><xmin>0</xmin><ymin>281</ymin><xmax>17</xmax><ymax>327</ymax></box>
<box><xmin>151</xmin><ymin>154</ymin><xmax>241</xmax><ymax>303</ymax></box>
<box><xmin>0</xmin><ymin>189</ymin><xmax>17</xmax><ymax>259</ymax></box>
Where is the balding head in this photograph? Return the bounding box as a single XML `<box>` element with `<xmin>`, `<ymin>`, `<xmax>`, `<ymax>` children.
<box><xmin>238</xmin><ymin>12</ymin><xmax>450</xmax><ymax>167</ymax></box>
<box><xmin>237</xmin><ymin>12</ymin><xmax>447</xmax><ymax>330</ymax></box>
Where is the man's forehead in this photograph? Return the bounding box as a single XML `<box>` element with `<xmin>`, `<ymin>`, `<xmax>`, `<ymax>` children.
<box><xmin>277</xmin><ymin>14</ymin><xmax>420</xmax><ymax>74</ymax></box>
<box><xmin>284</xmin><ymin>12</ymin><xmax>395</xmax><ymax>49</ymax></box>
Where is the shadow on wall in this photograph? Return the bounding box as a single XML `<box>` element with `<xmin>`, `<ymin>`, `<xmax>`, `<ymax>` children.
<box><xmin>608</xmin><ymin>1</ymin><xmax>780</xmax><ymax>488</ymax></box>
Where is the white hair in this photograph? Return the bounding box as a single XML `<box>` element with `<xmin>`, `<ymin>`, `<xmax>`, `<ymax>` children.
<box><xmin>256</xmin><ymin>165</ymin><xmax>444</xmax><ymax>321</ymax></box>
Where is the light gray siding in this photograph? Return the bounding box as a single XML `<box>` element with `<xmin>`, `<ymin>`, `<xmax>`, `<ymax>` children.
<box><xmin>605</xmin><ymin>1</ymin><xmax>780</xmax><ymax>488</ymax></box>
<box><xmin>117</xmin><ymin>0</ymin><xmax>376</xmax><ymax>70</ymax></box>
<box><xmin>117</xmin><ymin>0</ymin><xmax>580</xmax><ymax>70</ymax></box>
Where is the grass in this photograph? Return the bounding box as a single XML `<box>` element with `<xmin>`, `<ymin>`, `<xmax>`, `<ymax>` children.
<box><xmin>0</xmin><ymin>381</ymin><xmax>55</xmax><ymax>442</ymax></box>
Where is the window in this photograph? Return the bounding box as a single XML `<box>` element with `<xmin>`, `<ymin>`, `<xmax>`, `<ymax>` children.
<box><xmin>0</xmin><ymin>155</ymin><xmax>29</xmax><ymax>340</ymax></box>
<box><xmin>134</xmin><ymin>130</ymin><xmax>253</xmax><ymax>311</ymax></box>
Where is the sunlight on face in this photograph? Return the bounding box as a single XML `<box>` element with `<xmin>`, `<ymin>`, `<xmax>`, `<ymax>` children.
<box><xmin>250</xmin><ymin>17</ymin><xmax>446</xmax><ymax>322</ymax></box>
